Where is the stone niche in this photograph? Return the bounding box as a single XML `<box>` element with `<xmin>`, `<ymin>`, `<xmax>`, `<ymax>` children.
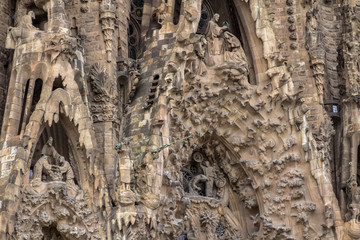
<box><xmin>15</xmin><ymin>116</ymin><xmax>100</xmax><ymax>240</ymax></box>
<box><xmin>163</xmin><ymin>139</ymin><xmax>260</xmax><ymax>240</ymax></box>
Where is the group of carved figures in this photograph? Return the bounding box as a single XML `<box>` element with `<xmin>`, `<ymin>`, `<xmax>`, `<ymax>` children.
<box><xmin>31</xmin><ymin>137</ymin><xmax>76</xmax><ymax>191</ymax></box>
<box><xmin>182</xmin><ymin>151</ymin><xmax>227</xmax><ymax>199</ymax></box>
<box><xmin>177</xmin><ymin>12</ymin><xmax>248</xmax><ymax>82</ymax></box>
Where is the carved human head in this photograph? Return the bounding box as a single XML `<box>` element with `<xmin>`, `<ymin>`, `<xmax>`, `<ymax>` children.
<box><xmin>200</xmin><ymin>37</ymin><xmax>207</xmax><ymax>45</ymax></box>
<box><xmin>59</xmin><ymin>156</ymin><xmax>65</xmax><ymax>164</ymax></box>
<box><xmin>213</xmin><ymin>13</ymin><xmax>220</xmax><ymax>22</ymax></box>
<box><xmin>47</xmin><ymin>137</ymin><xmax>53</xmax><ymax>146</ymax></box>
<box><xmin>28</xmin><ymin>11</ymin><xmax>35</xmax><ymax>19</ymax></box>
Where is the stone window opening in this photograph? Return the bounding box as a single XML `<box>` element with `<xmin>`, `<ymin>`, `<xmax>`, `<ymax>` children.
<box><xmin>18</xmin><ymin>79</ymin><xmax>30</xmax><ymax>135</ymax></box>
<box><xmin>30</xmin><ymin>78</ymin><xmax>42</xmax><ymax>115</ymax></box>
<box><xmin>18</xmin><ymin>78</ymin><xmax>43</xmax><ymax>136</ymax></box>
<box><xmin>196</xmin><ymin>0</ymin><xmax>214</xmax><ymax>35</ymax></box>
<box><xmin>128</xmin><ymin>17</ymin><xmax>141</xmax><ymax>59</ymax></box>
<box><xmin>173</xmin><ymin>0</ymin><xmax>181</xmax><ymax>25</ymax></box>
<box><xmin>181</xmin><ymin>163</ymin><xmax>206</xmax><ymax>196</ymax></box>
<box><xmin>129</xmin><ymin>0</ymin><xmax>143</xmax><ymax>59</ymax></box>
<box><xmin>52</xmin><ymin>76</ymin><xmax>65</xmax><ymax>91</ymax></box>
<box><xmin>118</xmin><ymin>76</ymin><xmax>128</xmax><ymax>111</ymax></box>
<box><xmin>70</xmin><ymin>17</ymin><xmax>78</xmax><ymax>37</ymax></box>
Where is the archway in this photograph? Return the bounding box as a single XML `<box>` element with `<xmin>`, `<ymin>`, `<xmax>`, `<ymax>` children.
<box><xmin>161</xmin><ymin>135</ymin><xmax>261</xmax><ymax>239</ymax></box>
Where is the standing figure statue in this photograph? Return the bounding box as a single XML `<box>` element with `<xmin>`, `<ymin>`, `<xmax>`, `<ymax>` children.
<box><xmin>32</xmin><ymin>155</ymin><xmax>52</xmax><ymax>182</ymax></box>
<box><xmin>205</xmin><ymin>13</ymin><xmax>228</xmax><ymax>56</ymax></box>
<box><xmin>201</xmin><ymin>161</ymin><xmax>215</xmax><ymax>197</ymax></box>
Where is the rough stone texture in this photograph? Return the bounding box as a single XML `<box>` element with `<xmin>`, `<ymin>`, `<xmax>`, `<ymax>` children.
<box><xmin>0</xmin><ymin>0</ymin><xmax>14</xmax><ymax>133</ymax></box>
<box><xmin>0</xmin><ymin>0</ymin><xmax>360</xmax><ymax>239</ymax></box>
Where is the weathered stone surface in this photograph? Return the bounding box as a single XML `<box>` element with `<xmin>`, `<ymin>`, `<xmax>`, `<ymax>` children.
<box><xmin>0</xmin><ymin>0</ymin><xmax>358</xmax><ymax>239</ymax></box>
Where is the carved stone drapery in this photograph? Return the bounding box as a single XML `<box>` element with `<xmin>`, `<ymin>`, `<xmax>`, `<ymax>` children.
<box><xmin>100</xmin><ymin>0</ymin><xmax>117</xmax><ymax>63</ymax></box>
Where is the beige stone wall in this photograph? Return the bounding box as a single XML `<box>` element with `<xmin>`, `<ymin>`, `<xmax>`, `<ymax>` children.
<box><xmin>0</xmin><ymin>0</ymin><xmax>359</xmax><ymax>239</ymax></box>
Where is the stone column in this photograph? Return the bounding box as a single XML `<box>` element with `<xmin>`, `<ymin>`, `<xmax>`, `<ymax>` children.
<box><xmin>0</xmin><ymin>0</ymin><xmax>13</xmax><ymax>136</ymax></box>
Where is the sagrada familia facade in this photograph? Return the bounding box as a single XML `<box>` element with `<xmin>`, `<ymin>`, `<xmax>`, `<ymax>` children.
<box><xmin>1</xmin><ymin>0</ymin><xmax>360</xmax><ymax>239</ymax></box>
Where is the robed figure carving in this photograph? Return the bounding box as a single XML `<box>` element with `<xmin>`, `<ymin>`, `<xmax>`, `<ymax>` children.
<box><xmin>30</xmin><ymin>137</ymin><xmax>78</xmax><ymax>195</ymax></box>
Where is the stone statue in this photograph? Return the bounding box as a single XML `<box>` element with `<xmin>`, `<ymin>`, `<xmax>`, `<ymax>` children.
<box><xmin>41</xmin><ymin>137</ymin><xmax>61</xmax><ymax>165</ymax></box>
<box><xmin>30</xmin><ymin>155</ymin><xmax>57</xmax><ymax>193</ymax></box>
<box><xmin>32</xmin><ymin>155</ymin><xmax>53</xmax><ymax>182</ymax></box>
<box><xmin>31</xmin><ymin>142</ymin><xmax>78</xmax><ymax>196</ymax></box>
<box><xmin>115</xmin><ymin>142</ymin><xmax>136</xmax><ymax>206</ymax></box>
<box><xmin>188</xmin><ymin>174</ymin><xmax>208</xmax><ymax>195</ymax></box>
<box><xmin>185</xmin><ymin>37</ymin><xmax>207</xmax><ymax>79</ymax></box>
<box><xmin>32</xmin><ymin>150</ymin><xmax>75</xmax><ymax>184</ymax></box>
<box><xmin>18</xmin><ymin>11</ymin><xmax>38</xmax><ymax>30</ymax></box>
<box><xmin>177</xmin><ymin>6</ymin><xmax>200</xmax><ymax>42</ymax></box>
<box><xmin>305</xmin><ymin>9</ymin><xmax>323</xmax><ymax>50</ymax></box>
<box><xmin>56</xmin><ymin>156</ymin><xmax>75</xmax><ymax>185</ymax></box>
<box><xmin>152</xmin><ymin>0</ymin><xmax>168</xmax><ymax>25</ymax></box>
<box><xmin>344</xmin><ymin>179</ymin><xmax>360</xmax><ymax>239</ymax></box>
<box><xmin>205</xmin><ymin>13</ymin><xmax>228</xmax><ymax>56</ymax></box>
<box><xmin>5</xmin><ymin>11</ymin><xmax>38</xmax><ymax>49</ymax></box>
<box><xmin>223</xmin><ymin>32</ymin><xmax>248</xmax><ymax>74</ymax></box>
<box><xmin>201</xmin><ymin>161</ymin><xmax>215</xmax><ymax>197</ymax></box>
<box><xmin>144</xmin><ymin>152</ymin><xmax>155</xmax><ymax>190</ymax></box>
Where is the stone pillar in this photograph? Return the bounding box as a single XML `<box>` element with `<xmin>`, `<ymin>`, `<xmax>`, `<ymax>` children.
<box><xmin>42</xmin><ymin>0</ymin><xmax>71</xmax><ymax>34</ymax></box>
<box><xmin>116</xmin><ymin>0</ymin><xmax>130</xmax><ymax>58</ymax></box>
<box><xmin>0</xmin><ymin>0</ymin><xmax>13</xmax><ymax>135</ymax></box>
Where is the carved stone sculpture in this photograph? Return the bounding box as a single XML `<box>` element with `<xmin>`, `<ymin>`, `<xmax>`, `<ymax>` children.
<box><xmin>152</xmin><ymin>0</ymin><xmax>168</xmax><ymax>25</ymax></box>
<box><xmin>18</xmin><ymin>11</ymin><xmax>38</xmax><ymax>30</ymax></box>
<box><xmin>205</xmin><ymin>13</ymin><xmax>228</xmax><ymax>56</ymax></box>
<box><xmin>201</xmin><ymin>161</ymin><xmax>215</xmax><ymax>197</ymax></box>
<box><xmin>100</xmin><ymin>0</ymin><xmax>116</xmax><ymax>62</ymax></box>
<box><xmin>0</xmin><ymin>0</ymin><xmax>359</xmax><ymax>239</ymax></box>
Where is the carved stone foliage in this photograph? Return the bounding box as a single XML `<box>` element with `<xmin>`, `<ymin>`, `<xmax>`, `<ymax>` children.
<box><xmin>89</xmin><ymin>63</ymin><xmax>118</xmax><ymax>122</ymax></box>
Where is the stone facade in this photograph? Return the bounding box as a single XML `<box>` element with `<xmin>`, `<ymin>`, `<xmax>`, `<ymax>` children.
<box><xmin>0</xmin><ymin>0</ymin><xmax>359</xmax><ymax>239</ymax></box>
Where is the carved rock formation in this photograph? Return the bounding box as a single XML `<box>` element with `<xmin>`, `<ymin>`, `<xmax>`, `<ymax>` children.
<box><xmin>0</xmin><ymin>0</ymin><xmax>358</xmax><ymax>239</ymax></box>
